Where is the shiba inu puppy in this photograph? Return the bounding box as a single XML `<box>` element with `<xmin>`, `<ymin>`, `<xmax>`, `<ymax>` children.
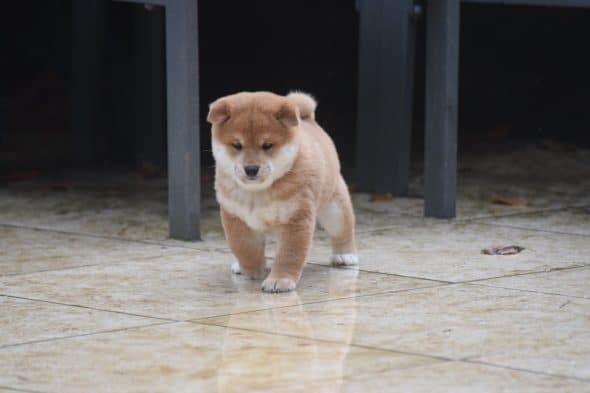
<box><xmin>207</xmin><ymin>91</ymin><xmax>357</xmax><ymax>292</ymax></box>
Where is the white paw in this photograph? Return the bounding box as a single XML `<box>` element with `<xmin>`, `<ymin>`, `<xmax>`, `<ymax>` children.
<box><xmin>230</xmin><ymin>259</ymin><xmax>266</xmax><ymax>279</ymax></box>
<box><xmin>331</xmin><ymin>253</ymin><xmax>359</xmax><ymax>266</ymax></box>
<box><xmin>230</xmin><ymin>260</ymin><xmax>241</xmax><ymax>274</ymax></box>
<box><xmin>261</xmin><ymin>277</ymin><xmax>297</xmax><ymax>293</ymax></box>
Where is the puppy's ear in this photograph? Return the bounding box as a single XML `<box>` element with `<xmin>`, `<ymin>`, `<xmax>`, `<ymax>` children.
<box><xmin>274</xmin><ymin>102</ymin><xmax>299</xmax><ymax>128</ymax></box>
<box><xmin>207</xmin><ymin>99</ymin><xmax>230</xmax><ymax>124</ymax></box>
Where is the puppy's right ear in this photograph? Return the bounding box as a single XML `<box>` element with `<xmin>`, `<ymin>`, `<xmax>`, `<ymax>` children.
<box><xmin>207</xmin><ymin>99</ymin><xmax>230</xmax><ymax>124</ymax></box>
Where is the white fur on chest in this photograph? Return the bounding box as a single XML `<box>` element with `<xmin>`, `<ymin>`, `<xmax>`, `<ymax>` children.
<box><xmin>217</xmin><ymin>186</ymin><xmax>298</xmax><ymax>232</ymax></box>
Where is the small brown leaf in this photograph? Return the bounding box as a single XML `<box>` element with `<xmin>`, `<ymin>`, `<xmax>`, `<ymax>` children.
<box><xmin>492</xmin><ymin>197</ymin><xmax>528</xmax><ymax>207</ymax></box>
<box><xmin>482</xmin><ymin>245</ymin><xmax>525</xmax><ymax>255</ymax></box>
<box><xmin>369</xmin><ymin>193</ymin><xmax>394</xmax><ymax>202</ymax></box>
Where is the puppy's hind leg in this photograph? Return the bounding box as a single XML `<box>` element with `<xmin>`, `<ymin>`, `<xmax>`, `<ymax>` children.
<box><xmin>221</xmin><ymin>208</ymin><xmax>267</xmax><ymax>279</ymax></box>
<box><xmin>317</xmin><ymin>176</ymin><xmax>358</xmax><ymax>267</ymax></box>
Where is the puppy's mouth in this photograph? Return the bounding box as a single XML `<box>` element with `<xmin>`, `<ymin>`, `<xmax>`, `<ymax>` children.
<box><xmin>233</xmin><ymin>165</ymin><xmax>273</xmax><ymax>189</ymax></box>
<box><xmin>243</xmin><ymin>175</ymin><xmax>262</xmax><ymax>182</ymax></box>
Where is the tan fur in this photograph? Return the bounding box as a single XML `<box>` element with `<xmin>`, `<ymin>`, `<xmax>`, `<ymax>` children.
<box><xmin>208</xmin><ymin>91</ymin><xmax>357</xmax><ymax>293</ymax></box>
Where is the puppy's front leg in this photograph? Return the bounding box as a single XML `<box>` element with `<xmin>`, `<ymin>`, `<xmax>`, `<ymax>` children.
<box><xmin>221</xmin><ymin>208</ymin><xmax>266</xmax><ymax>279</ymax></box>
<box><xmin>262</xmin><ymin>211</ymin><xmax>315</xmax><ymax>293</ymax></box>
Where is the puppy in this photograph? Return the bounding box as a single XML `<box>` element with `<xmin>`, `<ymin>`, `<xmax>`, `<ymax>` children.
<box><xmin>207</xmin><ymin>91</ymin><xmax>357</xmax><ymax>292</ymax></box>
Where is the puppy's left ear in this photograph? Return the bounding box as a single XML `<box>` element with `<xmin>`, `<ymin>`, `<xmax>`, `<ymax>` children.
<box><xmin>274</xmin><ymin>102</ymin><xmax>299</xmax><ymax>128</ymax></box>
<box><xmin>207</xmin><ymin>99</ymin><xmax>230</xmax><ymax>124</ymax></box>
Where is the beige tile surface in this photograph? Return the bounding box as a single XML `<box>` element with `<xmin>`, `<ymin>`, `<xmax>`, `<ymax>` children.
<box><xmin>0</xmin><ymin>226</ymin><xmax>182</xmax><ymax>276</ymax></box>
<box><xmin>0</xmin><ymin>187</ymin><xmax>225</xmax><ymax>246</ymax></box>
<box><xmin>475</xmin><ymin>207</ymin><xmax>590</xmax><ymax>236</ymax></box>
<box><xmin>352</xmin><ymin>188</ymin><xmax>586</xmax><ymax>221</ymax></box>
<box><xmin>2</xmin><ymin>147</ymin><xmax>590</xmax><ymax>391</ymax></box>
<box><xmin>0</xmin><ymin>296</ymin><xmax>159</xmax><ymax>347</ymax></box>
<box><xmin>202</xmin><ymin>284</ymin><xmax>590</xmax><ymax>379</ymax></box>
<box><xmin>308</xmin><ymin>221</ymin><xmax>590</xmax><ymax>281</ymax></box>
<box><xmin>274</xmin><ymin>361</ymin><xmax>590</xmax><ymax>393</ymax></box>
<box><xmin>0</xmin><ymin>322</ymin><xmax>437</xmax><ymax>393</ymax></box>
<box><xmin>0</xmin><ymin>251</ymin><xmax>436</xmax><ymax>320</ymax></box>
<box><xmin>478</xmin><ymin>266</ymin><xmax>590</xmax><ymax>298</ymax></box>
<box><xmin>403</xmin><ymin>145</ymin><xmax>590</xmax><ymax>220</ymax></box>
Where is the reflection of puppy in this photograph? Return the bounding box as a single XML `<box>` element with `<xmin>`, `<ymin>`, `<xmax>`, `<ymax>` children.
<box><xmin>207</xmin><ymin>91</ymin><xmax>358</xmax><ymax>292</ymax></box>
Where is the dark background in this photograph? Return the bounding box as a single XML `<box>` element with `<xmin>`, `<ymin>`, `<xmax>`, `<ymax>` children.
<box><xmin>1</xmin><ymin>0</ymin><xmax>590</xmax><ymax>175</ymax></box>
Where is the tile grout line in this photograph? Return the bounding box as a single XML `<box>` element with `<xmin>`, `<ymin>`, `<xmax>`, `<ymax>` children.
<box><xmin>2</xmin><ymin>284</ymin><xmax>451</xmax><ymax>334</ymax></box>
<box><xmin>353</xmin><ymin>202</ymin><xmax>590</xmax><ymax>236</ymax></box>
<box><xmin>359</xmin><ymin>202</ymin><xmax>590</xmax><ymax>225</ymax></box>
<box><xmin>0</xmin><ymin>321</ymin><xmax>178</xmax><ymax>350</ymax></box>
<box><xmin>465</xmin><ymin>282</ymin><xmax>590</xmax><ymax>300</ymax></box>
<box><xmin>189</xmin><ymin>282</ymin><xmax>452</xmax><ymax>322</ymax></box>
<box><xmin>0</xmin><ymin>251</ymin><xmax>202</xmax><ymax>279</ymax></box>
<box><xmin>0</xmin><ymin>385</ymin><xmax>47</xmax><ymax>393</ymax></box>
<box><xmin>190</xmin><ymin>319</ymin><xmax>590</xmax><ymax>383</ymax></box>
<box><xmin>2</xmin><ymin>286</ymin><xmax>448</xmax><ymax>352</ymax></box>
<box><xmin>2</xmin><ymin>200</ymin><xmax>589</xmax><ymax>246</ymax></box>
<box><xmin>2</xmin><ymin>294</ymin><xmax>178</xmax><ymax>323</ymax></box>
<box><xmin>471</xmin><ymin>220</ymin><xmax>590</xmax><ymax>238</ymax></box>
<box><xmin>461</xmin><ymin>359</ymin><xmax>590</xmax><ymax>383</ymax></box>
<box><xmin>1</xmin><ymin>263</ymin><xmax>109</xmax><ymax>278</ymax></box>
<box><xmin>459</xmin><ymin>264</ymin><xmax>589</xmax><ymax>284</ymax></box>
<box><xmin>306</xmin><ymin>262</ymin><xmax>453</xmax><ymax>284</ymax></box>
<box><xmin>0</xmin><ymin>222</ymin><xmax>227</xmax><ymax>253</ymax></box>
<box><xmin>191</xmin><ymin>319</ymin><xmax>453</xmax><ymax>362</ymax></box>
<box><xmin>0</xmin><ymin>252</ymin><xmax>179</xmax><ymax>278</ymax></box>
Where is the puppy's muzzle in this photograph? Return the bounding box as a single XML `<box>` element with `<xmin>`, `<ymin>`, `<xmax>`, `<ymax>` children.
<box><xmin>244</xmin><ymin>165</ymin><xmax>260</xmax><ymax>179</ymax></box>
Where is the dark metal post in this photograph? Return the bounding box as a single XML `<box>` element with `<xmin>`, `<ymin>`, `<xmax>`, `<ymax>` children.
<box><xmin>425</xmin><ymin>0</ymin><xmax>459</xmax><ymax>218</ymax></box>
<box><xmin>356</xmin><ymin>0</ymin><xmax>417</xmax><ymax>195</ymax></box>
<box><xmin>165</xmin><ymin>0</ymin><xmax>201</xmax><ymax>240</ymax></box>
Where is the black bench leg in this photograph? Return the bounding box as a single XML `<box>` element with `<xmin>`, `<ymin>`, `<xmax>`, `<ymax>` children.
<box><xmin>356</xmin><ymin>0</ymin><xmax>417</xmax><ymax>195</ymax></box>
<box><xmin>424</xmin><ymin>0</ymin><xmax>459</xmax><ymax>218</ymax></box>
<box><xmin>165</xmin><ymin>0</ymin><xmax>201</xmax><ymax>240</ymax></box>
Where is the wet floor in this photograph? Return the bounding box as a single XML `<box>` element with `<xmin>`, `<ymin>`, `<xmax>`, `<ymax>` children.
<box><xmin>1</xmin><ymin>144</ymin><xmax>589</xmax><ymax>392</ymax></box>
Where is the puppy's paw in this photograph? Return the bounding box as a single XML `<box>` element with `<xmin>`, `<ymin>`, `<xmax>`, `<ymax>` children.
<box><xmin>261</xmin><ymin>276</ymin><xmax>297</xmax><ymax>293</ymax></box>
<box><xmin>230</xmin><ymin>260</ymin><xmax>242</xmax><ymax>275</ymax></box>
<box><xmin>331</xmin><ymin>253</ymin><xmax>359</xmax><ymax>267</ymax></box>
<box><xmin>230</xmin><ymin>260</ymin><xmax>266</xmax><ymax>279</ymax></box>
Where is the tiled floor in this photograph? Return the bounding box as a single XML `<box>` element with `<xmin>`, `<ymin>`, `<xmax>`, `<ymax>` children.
<box><xmin>1</xmin><ymin>145</ymin><xmax>590</xmax><ymax>392</ymax></box>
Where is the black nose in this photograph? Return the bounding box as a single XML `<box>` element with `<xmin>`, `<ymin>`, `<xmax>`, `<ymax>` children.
<box><xmin>244</xmin><ymin>165</ymin><xmax>260</xmax><ymax>178</ymax></box>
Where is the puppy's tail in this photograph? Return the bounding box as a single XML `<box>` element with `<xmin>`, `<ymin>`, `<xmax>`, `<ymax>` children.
<box><xmin>287</xmin><ymin>91</ymin><xmax>317</xmax><ymax>121</ymax></box>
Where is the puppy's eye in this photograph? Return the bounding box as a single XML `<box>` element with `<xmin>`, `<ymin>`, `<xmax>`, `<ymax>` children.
<box><xmin>262</xmin><ymin>142</ymin><xmax>273</xmax><ymax>151</ymax></box>
<box><xmin>232</xmin><ymin>142</ymin><xmax>242</xmax><ymax>151</ymax></box>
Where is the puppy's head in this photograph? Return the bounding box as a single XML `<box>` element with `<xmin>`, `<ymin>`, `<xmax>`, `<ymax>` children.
<box><xmin>207</xmin><ymin>92</ymin><xmax>300</xmax><ymax>191</ymax></box>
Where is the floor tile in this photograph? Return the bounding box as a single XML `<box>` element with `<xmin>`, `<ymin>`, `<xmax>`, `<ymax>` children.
<box><xmin>0</xmin><ymin>251</ymin><xmax>435</xmax><ymax>320</ymax></box>
<box><xmin>0</xmin><ymin>187</ymin><xmax>225</xmax><ymax>246</ymax></box>
<box><xmin>478</xmin><ymin>266</ymin><xmax>590</xmax><ymax>299</ymax></box>
<box><xmin>475</xmin><ymin>207</ymin><xmax>590</xmax><ymax>237</ymax></box>
<box><xmin>308</xmin><ymin>221</ymin><xmax>590</xmax><ymax>282</ymax></box>
<box><xmin>0</xmin><ymin>296</ymin><xmax>160</xmax><ymax>347</ymax></box>
<box><xmin>201</xmin><ymin>284</ymin><xmax>590</xmax><ymax>379</ymax></box>
<box><xmin>0</xmin><ymin>226</ymin><xmax>181</xmax><ymax>276</ymax></box>
<box><xmin>272</xmin><ymin>361</ymin><xmax>590</xmax><ymax>393</ymax></box>
<box><xmin>0</xmin><ymin>322</ymin><xmax>437</xmax><ymax>393</ymax></box>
